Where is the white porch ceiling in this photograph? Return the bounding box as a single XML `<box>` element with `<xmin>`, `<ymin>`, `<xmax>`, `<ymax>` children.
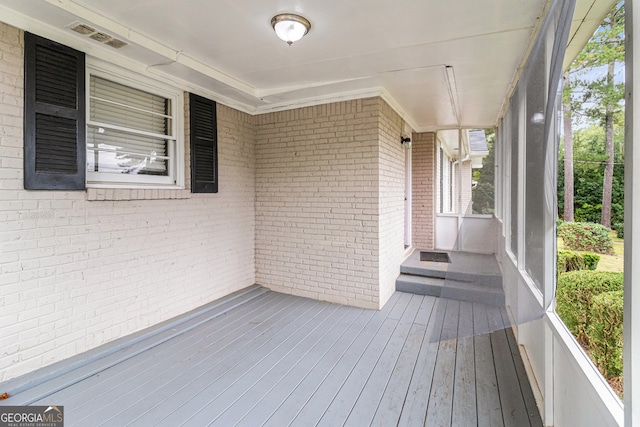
<box><xmin>0</xmin><ymin>0</ymin><xmax>615</xmax><ymax>131</ymax></box>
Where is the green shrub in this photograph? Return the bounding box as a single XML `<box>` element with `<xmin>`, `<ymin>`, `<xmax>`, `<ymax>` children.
<box><xmin>557</xmin><ymin>251</ymin><xmax>586</xmax><ymax>276</ymax></box>
<box><xmin>556</xmin><ymin>270</ymin><xmax>624</xmax><ymax>344</ymax></box>
<box><xmin>558</xmin><ymin>221</ymin><xmax>615</xmax><ymax>255</ymax></box>
<box><xmin>587</xmin><ymin>290</ymin><xmax>623</xmax><ymax>378</ymax></box>
<box><xmin>582</xmin><ymin>253</ymin><xmax>600</xmax><ymax>270</ymax></box>
<box><xmin>556</xmin><ymin>251</ymin><xmax>599</xmax><ymax>276</ymax></box>
<box><xmin>575</xmin><ymin>203</ymin><xmax>602</xmax><ymax>224</ymax></box>
<box><xmin>613</xmin><ymin>222</ymin><xmax>624</xmax><ymax>239</ymax></box>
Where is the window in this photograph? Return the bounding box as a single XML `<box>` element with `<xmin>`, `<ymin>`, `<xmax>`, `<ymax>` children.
<box><xmin>24</xmin><ymin>33</ymin><xmax>187</xmax><ymax>191</ymax></box>
<box><xmin>86</xmin><ymin>63</ymin><xmax>183</xmax><ymax>188</ymax></box>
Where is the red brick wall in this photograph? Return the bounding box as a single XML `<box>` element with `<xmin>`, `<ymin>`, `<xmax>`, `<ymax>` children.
<box><xmin>411</xmin><ymin>132</ymin><xmax>436</xmax><ymax>249</ymax></box>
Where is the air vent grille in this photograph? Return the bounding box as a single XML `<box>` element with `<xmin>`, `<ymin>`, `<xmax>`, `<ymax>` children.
<box><xmin>70</xmin><ymin>23</ymin><xmax>95</xmax><ymax>35</ymax></box>
<box><xmin>66</xmin><ymin>21</ymin><xmax>128</xmax><ymax>49</ymax></box>
<box><xmin>89</xmin><ymin>32</ymin><xmax>112</xmax><ymax>43</ymax></box>
<box><xmin>105</xmin><ymin>39</ymin><xmax>128</xmax><ymax>49</ymax></box>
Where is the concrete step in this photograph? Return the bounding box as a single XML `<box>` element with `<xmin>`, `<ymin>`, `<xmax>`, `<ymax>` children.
<box><xmin>400</xmin><ymin>250</ymin><xmax>503</xmax><ymax>286</ymax></box>
<box><xmin>399</xmin><ymin>264</ymin><xmax>502</xmax><ymax>287</ymax></box>
<box><xmin>395</xmin><ymin>273</ymin><xmax>505</xmax><ymax>306</ymax></box>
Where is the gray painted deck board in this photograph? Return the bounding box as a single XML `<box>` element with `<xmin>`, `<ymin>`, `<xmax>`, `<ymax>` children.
<box><xmin>262</xmin><ymin>293</ymin><xmax>401</xmax><ymax>427</ymax></box>
<box><xmin>235</xmin><ymin>308</ymin><xmax>370</xmax><ymax>426</ymax></box>
<box><xmin>100</xmin><ymin>295</ymin><xmax>319</xmax><ymax>427</ymax></box>
<box><xmin>371</xmin><ymin>297</ymin><xmax>436</xmax><ymax>427</ymax></box>
<box><xmin>212</xmin><ymin>307</ymin><xmax>363</xmax><ymax>426</ymax></box>
<box><xmin>73</xmin><ymin>294</ymin><xmax>312</xmax><ymax>426</ymax></box>
<box><xmin>311</xmin><ymin>317</ymin><xmax>399</xmax><ymax>427</ymax></box>
<box><xmin>341</xmin><ymin>294</ymin><xmax>423</xmax><ymax>427</ymax></box>
<box><xmin>192</xmin><ymin>304</ymin><xmax>349</xmax><ymax>426</ymax></box>
<box><xmin>452</xmin><ymin>301</ymin><xmax>477</xmax><ymax>427</ymax></box>
<box><xmin>15</xmin><ymin>286</ymin><xmax>271</xmax><ymax>406</ymax></box>
<box><xmin>150</xmin><ymin>299</ymin><xmax>330</xmax><ymax>427</ymax></box>
<box><xmin>370</xmin><ymin>322</ymin><xmax>427</xmax><ymax>427</ymax></box>
<box><xmin>426</xmin><ymin>299</ymin><xmax>460</xmax><ymax>426</ymax></box>
<box><xmin>35</xmin><ymin>291</ymin><xmax>290</xmax><ymax>409</ymax></box>
<box><xmin>489</xmin><ymin>307</ymin><xmax>533</xmax><ymax>427</ymax></box>
<box><xmin>6</xmin><ymin>289</ymin><xmax>542</xmax><ymax>427</ymax></box>
<box><xmin>397</xmin><ymin>298</ymin><xmax>446</xmax><ymax>427</ymax></box>
<box><xmin>474</xmin><ymin>303</ymin><xmax>505</xmax><ymax>427</ymax></box>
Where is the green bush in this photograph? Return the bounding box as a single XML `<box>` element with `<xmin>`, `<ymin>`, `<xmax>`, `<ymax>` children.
<box><xmin>582</xmin><ymin>253</ymin><xmax>600</xmax><ymax>270</ymax></box>
<box><xmin>556</xmin><ymin>270</ymin><xmax>624</xmax><ymax>344</ymax></box>
<box><xmin>587</xmin><ymin>290</ymin><xmax>623</xmax><ymax>378</ymax></box>
<box><xmin>556</xmin><ymin>251</ymin><xmax>599</xmax><ymax>276</ymax></box>
<box><xmin>558</xmin><ymin>221</ymin><xmax>615</xmax><ymax>255</ymax></box>
<box><xmin>575</xmin><ymin>203</ymin><xmax>602</xmax><ymax>224</ymax></box>
<box><xmin>557</xmin><ymin>251</ymin><xmax>585</xmax><ymax>276</ymax></box>
<box><xmin>613</xmin><ymin>222</ymin><xmax>624</xmax><ymax>239</ymax></box>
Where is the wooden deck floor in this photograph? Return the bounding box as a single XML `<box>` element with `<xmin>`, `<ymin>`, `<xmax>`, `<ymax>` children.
<box><xmin>5</xmin><ymin>287</ymin><xmax>542</xmax><ymax>426</ymax></box>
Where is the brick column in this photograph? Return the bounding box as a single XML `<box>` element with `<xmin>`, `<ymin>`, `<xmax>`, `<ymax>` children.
<box><xmin>411</xmin><ymin>132</ymin><xmax>436</xmax><ymax>249</ymax></box>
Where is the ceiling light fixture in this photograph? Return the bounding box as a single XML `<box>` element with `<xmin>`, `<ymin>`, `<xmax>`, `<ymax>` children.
<box><xmin>271</xmin><ymin>14</ymin><xmax>311</xmax><ymax>45</ymax></box>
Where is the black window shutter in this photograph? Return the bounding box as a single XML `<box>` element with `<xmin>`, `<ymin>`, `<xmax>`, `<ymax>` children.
<box><xmin>24</xmin><ymin>32</ymin><xmax>86</xmax><ymax>190</ymax></box>
<box><xmin>190</xmin><ymin>93</ymin><xmax>218</xmax><ymax>193</ymax></box>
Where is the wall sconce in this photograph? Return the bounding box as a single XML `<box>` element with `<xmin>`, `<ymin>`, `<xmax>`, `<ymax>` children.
<box><xmin>401</xmin><ymin>137</ymin><xmax>412</xmax><ymax>149</ymax></box>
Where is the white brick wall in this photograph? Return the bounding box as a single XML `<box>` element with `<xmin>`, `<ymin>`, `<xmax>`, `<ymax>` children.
<box><xmin>255</xmin><ymin>99</ymin><xmax>381</xmax><ymax>309</ymax></box>
<box><xmin>378</xmin><ymin>101</ymin><xmax>406</xmax><ymax>307</ymax></box>
<box><xmin>0</xmin><ymin>23</ymin><xmax>256</xmax><ymax>381</ymax></box>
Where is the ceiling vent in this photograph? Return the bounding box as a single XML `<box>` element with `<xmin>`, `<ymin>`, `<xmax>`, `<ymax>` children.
<box><xmin>70</xmin><ymin>23</ymin><xmax>95</xmax><ymax>35</ymax></box>
<box><xmin>105</xmin><ymin>38</ymin><xmax>127</xmax><ymax>49</ymax></box>
<box><xmin>67</xmin><ymin>21</ymin><xmax>128</xmax><ymax>49</ymax></box>
<box><xmin>89</xmin><ymin>32</ymin><xmax>112</xmax><ymax>43</ymax></box>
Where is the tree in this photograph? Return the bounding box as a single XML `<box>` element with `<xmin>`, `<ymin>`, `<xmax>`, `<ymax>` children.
<box><xmin>472</xmin><ymin>129</ymin><xmax>495</xmax><ymax>215</ymax></box>
<box><xmin>558</xmin><ymin>125</ymin><xmax>624</xmax><ymax>227</ymax></box>
<box><xmin>562</xmin><ymin>72</ymin><xmax>575</xmax><ymax>222</ymax></box>
<box><xmin>571</xmin><ymin>2</ymin><xmax>625</xmax><ymax>228</ymax></box>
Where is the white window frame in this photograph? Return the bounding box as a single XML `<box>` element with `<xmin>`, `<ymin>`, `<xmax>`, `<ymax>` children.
<box><xmin>85</xmin><ymin>59</ymin><xmax>185</xmax><ymax>189</ymax></box>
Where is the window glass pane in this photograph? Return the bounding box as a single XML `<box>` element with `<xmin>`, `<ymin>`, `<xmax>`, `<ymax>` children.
<box><xmin>87</xmin><ymin>126</ymin><xmax>168</xmax><ymax>175</ymax></box>
<box><xmin>88</xmin><ymin>75</ymin><xmax>170</xmax><ymax>177</ymax></box>
<box><xmin>90</xmin><ymin>76</ymin><xmax>169</xmax><ymax>135</ymax></box>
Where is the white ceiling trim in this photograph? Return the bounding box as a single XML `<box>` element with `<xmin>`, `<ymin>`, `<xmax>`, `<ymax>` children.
<box><xmin>379</xmin><ymin>89</ymin><xmax>421</xmax><ymax>133</ymax></box>
<box><xmin>0</xmin><ymin>0</ymin><xmax>436</xmax><ymax>125</ymax></box>
<box><xmin>254</xmin><ymin>87</ymin><xmax>384</xmax><ymax>115</ymax></box>
<box><xmin>42</xmin><ymin>0</ymin><xmax>257</xmax><ymax>96</ymax></box>
<box><xmin>0</xmin><ymin>2</ymin><xmax>260</xmax><ymax>114</ymax></box>
<box><xmin>0</xmin><ymin>0</ymin><xmax>616</xmax><ymax>131</ymax></box>
<box><xmin>254</xmin><ymin>76</ymin><xmax>374</xmax><ymax>99</ymax></box>
<box><xmin>12</xmin><ymin>0</ymin><xmax>430</xmax><ymax>126</ymax></box>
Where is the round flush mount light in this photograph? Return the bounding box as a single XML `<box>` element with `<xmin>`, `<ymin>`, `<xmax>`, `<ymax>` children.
<box><xmin>271</xmin><ymin>13</ymin><xmax>311</xmax><ymax>45</ymax></box>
